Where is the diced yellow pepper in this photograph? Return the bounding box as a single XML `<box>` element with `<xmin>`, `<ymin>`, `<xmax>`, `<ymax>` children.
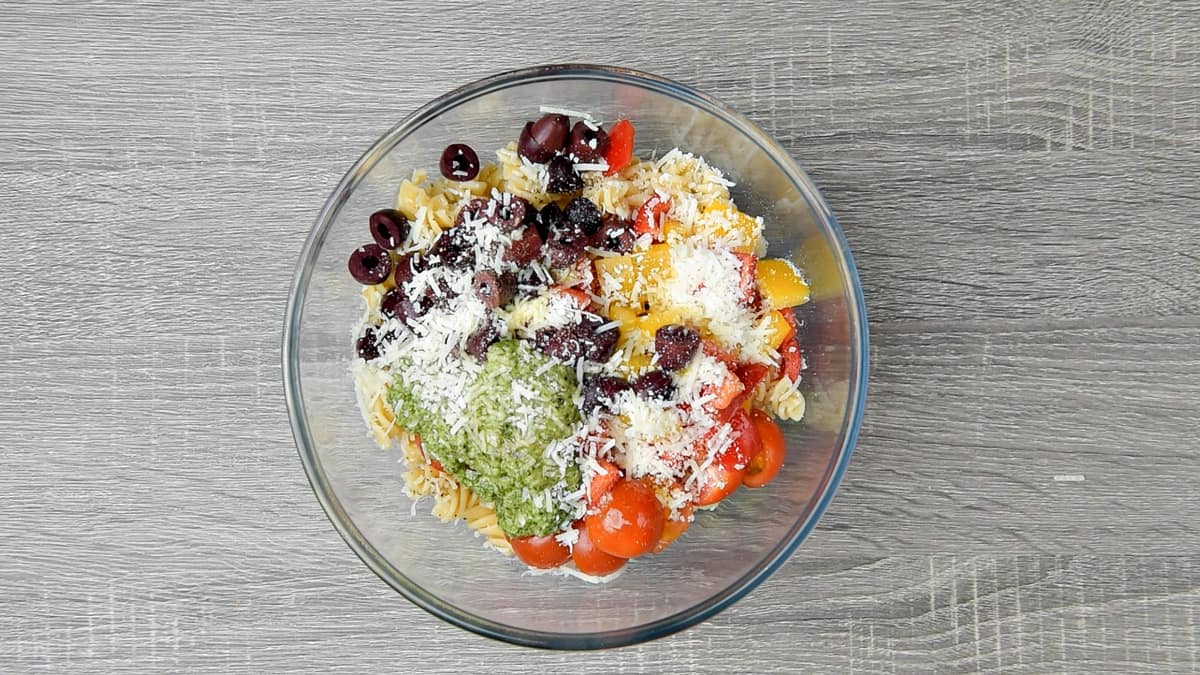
<box><xmin>699</xmin><ymin>201</ymin><xmax>760</xmax><ymax>252</ymax></box>
<box><xmin>702</xmin><ymin>200</ymin><xmax>732</xmax><ymax>215</ymax></box>
<box><xmin>593</xmin><ymin>255</ymin><xmax>641</xmax><ymax>300</ymax></box>
<box><xmin>761</xmin><ymin>310</ymin><xmax>793</xmax><ymax>349</ymax></box>
<box><xmin>640</xmin><ymin>243</ymin><xmax>673</xmax><ymax>279</ymax></box>
<box><xmin>660</xmin><ymin>218</ymin><xmax>688</xmax><ymax>241</ymax></box>
<box><xmin>756</xmin><ymin>258</ymin><xmax>810</xmax><ymax>308</ymax></box>
<box><xmin>637</xmin><ymin>307</ymin><xmax>685</xmax><ymax>336</ymax></box>
<box><xmin>608</xmin><ymin>304</ymin><xmax>639</xmax><ymax>328</ymax></box>
<box><xmin>593</xmin><ymin>244</ymin><xmax>675</xmax><ymax>306</ymax></box>
<box><xmin>621</xmin><ymin>351</ymin><xmax>654</xmax><ymax>374</ymax></box>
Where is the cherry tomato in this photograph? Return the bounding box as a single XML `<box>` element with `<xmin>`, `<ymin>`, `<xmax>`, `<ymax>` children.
<box><xmin>508</xmin><ymin>533</ymin><xmax>572</xmax><ymax>569</ymax></box>
<box><xmin>733</xmin><ymin>252</ymin><xmax>758</xmax><ymax>305</ymax></box>
<box><xmin>554</xmin><ymin>285</ymin><xmax>592</xmax><ymax>310</ymax></box>
<box><xmin>700</xmin><ymin>339</ymin><xmax>736</xmax><ymax>367</ymax></box>
<box><xmin>585</xmin><ymin>478</ymin><xmax>665</xmax><ymax>558</ymax></box>
<box><xmin>652</xmin><ymin>518</ymin><xmax>691</xmax><ymax>553</ymax></box>
<box><xmin>571</xmin><ymin>522</ymin><xmax>627</xmax><ymax>576</ymax></box>
<box><xmin>734</xmin><ymin>362</ymin><xmax>770</xmax><ymax>394</ymax></box>
<box><xmin>725</xmin><ymin>408</ymin><xmax>762</xmax><ymax>471</ymax></box>
<box><xmin>780</xmin><ymin>335</ymin><xmax>802</xmax><ymax>382</ymax></box>
<box><xmin>602</xmin><ymin>119</ymin><xmax>635</xmax><ymax>175</ymax></box>
<box><xmin>779</xmin><ymin>306</ymin><xmax>798</xmax><ymax>331</ymax></box>
<box><xmin>634</xmin><ymin>194</ymin><xmax>671</xmax><ymax>238</ymax></box>
<box><xmin>745</xmin><ymin>410</ymin><xmax>786</xmax><ymax>488</ymax></box>
<box><xmin>587</xmin><ymin>458</ymin><xmax>622</xmax><ymax>507</ymax></box>
<box><xmin>695</xmin><ymin>459</ymin><xmax>744</xmax><ymax>506</ymax></box>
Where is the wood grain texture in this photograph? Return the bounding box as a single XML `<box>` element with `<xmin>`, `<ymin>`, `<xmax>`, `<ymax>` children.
<box><xmin>1</xmin><ymin>0</ymin><xmax>1198</xmax><ymax>671</ymax></box>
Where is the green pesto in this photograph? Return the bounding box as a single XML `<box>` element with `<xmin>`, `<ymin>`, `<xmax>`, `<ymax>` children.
<box><xmin>387</xmin><ymin>339</ymin><xmax>581</xmax><ymax>537</ymax></box>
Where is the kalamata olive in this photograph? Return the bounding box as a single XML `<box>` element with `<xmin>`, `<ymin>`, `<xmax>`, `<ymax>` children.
<box><xmin>568</xmin><ymin>121</ymin><xmax>609</xmax><ymax>163</ymax></box>
<box><xmin>487</xmin><ymin>195</ymin><xmax>527</xmax><ymax>232</ymax></box>
<box><xmin>472</xmin><ymin>270</ymin><xmax>516</xmax><ymax>308</ymax></box>
<box><xmin>428</xmin><ymin>226</ymin><xmax>476</xmax><ymax>271</ymax></box>
<box><xmin>356</xmin><ymin>326</ymin><xmax>381</xmax><ymax>361</ymax></box>
<box><xmin>369</xmin><ymin>209</ymin><xmax>409</xmax><ymax>250</ymax></box>
<box><xmin>633</xmin><ymin>370</ymin><xmax>675</xmax><ymax>400</ymax></box>
<box><xmin>518</xmin><ymin>113</ymin><xmax>569</xmax><ymax>163</ymax></box>
<box><xmin>348</xmin><ymin>244</ymin><xmax>392</xmax><ymax>285</ymax></box>
<box><xmin>546</xmin><ymin>235</ymin><xmax>585</xmax><ymax>268</ymax></box>
<box><xmin>591</xmin><ymin>214</ymin><xmax>635</xmax><ymax>252</ymax></box>
<box><xmin>564</xmin><ymin>197</ymin><xmax>602</xmax><ymax>236</ymax></box>
<box><xmin>582</xmin><ymin>375</ymin><xmax>630</xmax><ymax>414</ymax></box>
<box><xmin>379</xmin><ymin>287</ymin><xmax>408</xmax><ymax>320</ymax></box>
<box><xmin>465</xmin><ymin>319</ymin><xmax>500</xmax><ymax>360</ymax></box>
<box><xmin>546</xmin><ymin>155</ymin><xmax>582</xmax><ymax>193</ymax></box>
<box><xmin>440</xmin><ymin>143</ymin><xmax>480</xmax><ymax>181</ymax></box>
<box><xmin>535</xmin><ymin>202</ymin><xmax>563</xmax><ymax>241</ymax></box>
<box><xmin>503</xmin><ymin>226</ymin><xmax>543</xmax><ymax>265</ymax></box>
<box><xmin>654</xmin><ymin>324</ymin><xmax>701</xmax><ymax>371</ymax></box>
<box><xmin>392</xmin><ymin>253</ymin><xmax>419</xmax><ymax>287</ymax></box>
<box><xmin>585</xmin><ymin>315</ymin><xmax>619</xmax><ymax>362</ymax></box>
<box><xmin>455</xmin><ymin>198</ymin><xmax>491</xmax><ymax>227</ymax></box>
<box><xmin>534</xmin><ymin>314</ymin><xmax>611</xmax><ymax>363</ymax></box>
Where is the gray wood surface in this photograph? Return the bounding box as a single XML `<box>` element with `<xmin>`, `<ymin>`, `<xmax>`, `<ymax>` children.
<box><xmin>2</xmin><ymin>0</ymin><xmax>1198</xmax><ymax>671</ymax></box>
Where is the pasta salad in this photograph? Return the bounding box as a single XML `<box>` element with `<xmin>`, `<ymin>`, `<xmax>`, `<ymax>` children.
<box><xmin>349</xmin><ymin>109</ymin><xmax>809</xmax><ymax>580</ymax></box>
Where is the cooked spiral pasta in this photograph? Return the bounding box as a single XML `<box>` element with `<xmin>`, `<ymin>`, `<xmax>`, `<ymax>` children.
<box><xmin>762</xmin><ymin>376</ymin><xmax>806</xmax><ymax>421</ymax></box>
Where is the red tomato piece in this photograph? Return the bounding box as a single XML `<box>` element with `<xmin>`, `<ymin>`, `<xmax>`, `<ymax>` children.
<box><xmin>508</xmin><ymin>533</ymin><xmax>572</xmax><ymax>569</ymax></box>
<box><xmin>695</xmin><ymin>459</ymin><xmax>745</xmax><ymax>506</ymax></box>
<box><xmin>734</xmin><ymin>363</ymin><xmax>770</xmax><ymax>394</ymax></box>
<box><xmin>634</xmin><ymin>194</ymin><xmax>671</xmax><ymax>238</ymax></box>
<box><xmin>571</xmin><ymin>522</ymin><xmax>627</xmax><ymax>576</ymax></box>
<box><xmin>554</xmin><ymin>285</ymin><xmax>592</xmax><ymax>310</ymax></box>
<box><xmin>745</xmin><ymin>409</ymin><xmax>786</xmax><ymax>488</ymax></box>
<box><xmin>701</xmin><ymin>339</ymin><xmax>736</xmax><ymax>367</ymax></box>
<box><xmin>724</xmin><ymin>409</ymin><xmax>762</xmax><ymax>471</ymax></box>
<box><xmin>779</xmin><ymin>306</ymin><xmax>799</xmax><ymax>331</ymax></box>
<box><xmin>585</xmin><ymin>478</ymin><xmax>666</xmax><ymax>559</ymax></box>
<box><xmin>732</xmin><ymin>252</ymin><xmax>758</xmax><ymax>304</ymax></box>
<box><xmin>652</xmin><ymin>518</ymin><xmax>691</xmax><ymax>553</ymax></box>
<box><xmin>780</xmin><ymin>335</ymin><xmax>802</xmax><ymax>382</ymax></box>
<box><xmin>603</xmin><ymin>119</ymin><xmax>635</xmax><ymax>175</ymax></box>
<box><xmin>586</xmin><ymin>458</ymin><xmax>622</xmax><ymax>507</ymax></box>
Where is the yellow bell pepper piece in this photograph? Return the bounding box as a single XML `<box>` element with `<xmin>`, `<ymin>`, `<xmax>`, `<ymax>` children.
<box><xmin>755</xmin><ymin>258</ymin><xmax>810</xmax><ymax>308</ymax></box>
<box><xmin>593</xmin><ymin>244</ymin><xmax>675</xmax><ymax>306</ymax></box>
<box><xmin>637</xmin><ymin>307</ymin><xmax>685</xmax><ymax>336</ymax></box>
<box><xmin>761</xmin><ymin>310</ymin><xmax>793</xmax><ymax>349</ymax></box>
<box><xmin>660</xmin><ymin>218</ymin><xmax>688</xmax><ymax>241</ymax></box>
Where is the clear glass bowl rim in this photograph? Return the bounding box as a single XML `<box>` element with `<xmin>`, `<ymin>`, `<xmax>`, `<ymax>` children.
<box><xmin>282</xmin><ymin>63</ymin><xmax>870</xmax><ymax>650</ymax></box>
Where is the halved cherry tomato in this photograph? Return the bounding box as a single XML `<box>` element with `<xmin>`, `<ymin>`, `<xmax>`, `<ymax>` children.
<box><xmin>733</xmin><ymin>252</ymin><xmax>758</xmax><ymax>305</ymax></box>
<box><xmin>634</xmin><ymin>194</ymin><xmax>671</xmax><ymax>238</ymax></box>
<box><xmin>695</xmin><ymin>458</ymin><xmax>744</xmax><ymax>506</ymax></box>
<box><xmin>508</xmin><ymin>533</ymin><xmax>572</xmax><ymax>569</ymax></box>
<box><xmin>701</xmin><ymin>339</ymin><xmax>736</xmax><ymax>367</ymax></box>
<box><xmin>603</xmin><ymin>119</ymin><xmax>635</xmax><ymax>175</ymax></box>
<box><xmin>587</xmin><ymin>458</ymin><xmax>621</xmax><ymax>507</ymax></box>
<box><xmin>585</xmin><ymin>478</ymin><xmax>665</xmax><ymax>558</ymax></box>
<box><xmin>652</xmin><ymin>518</ymin><xmax>691</xmax><ymax>553</ymax></box>
<box><xmin>554</xmin><ymin>285</ymin><xmax>592</xmax><ymax>310</ymax></box>
<box><xmin>571</xmin><ymin>522</ymin><xmax>627</xmax><ymax>576</ymax></box>
<box><xmin>779</xmin><ymin>307</ymin><xmax>798</xmax><ymax>331</ymax></box>
<box><xmin>745</xmin><ymin>409</ymin><xmax>786</xmax><ymax>488</ymax></box>
<box><xmin>724</xmin><ymin>408</ymin><xmax>762</xmax><ymax>471</ymax></box>
<box><xmin>699</xmin><ymin>353</ymin><xmax>744</xmax><ymax>415</ymax></box>
<box><xmin>734</xmin><ymin>363</ymin><xmax>770</xmax><ymax>394</ymax></box>
<box><xmin>780</xmin><ymin>336</ymin><xmax>802</xmax><ymax>382</ymax></box>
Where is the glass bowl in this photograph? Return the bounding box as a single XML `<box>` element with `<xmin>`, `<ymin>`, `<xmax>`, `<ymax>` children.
<box><xmin>283</xmin><ymin>64</ymin><xmax>868</xmax><ymax>649</ymax></box>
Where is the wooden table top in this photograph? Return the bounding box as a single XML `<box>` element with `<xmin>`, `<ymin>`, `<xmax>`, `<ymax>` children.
<box><xmin>2</xmin><ymin>1</ymin><xmax>1197</xmax><ymax>671</ymax></box>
